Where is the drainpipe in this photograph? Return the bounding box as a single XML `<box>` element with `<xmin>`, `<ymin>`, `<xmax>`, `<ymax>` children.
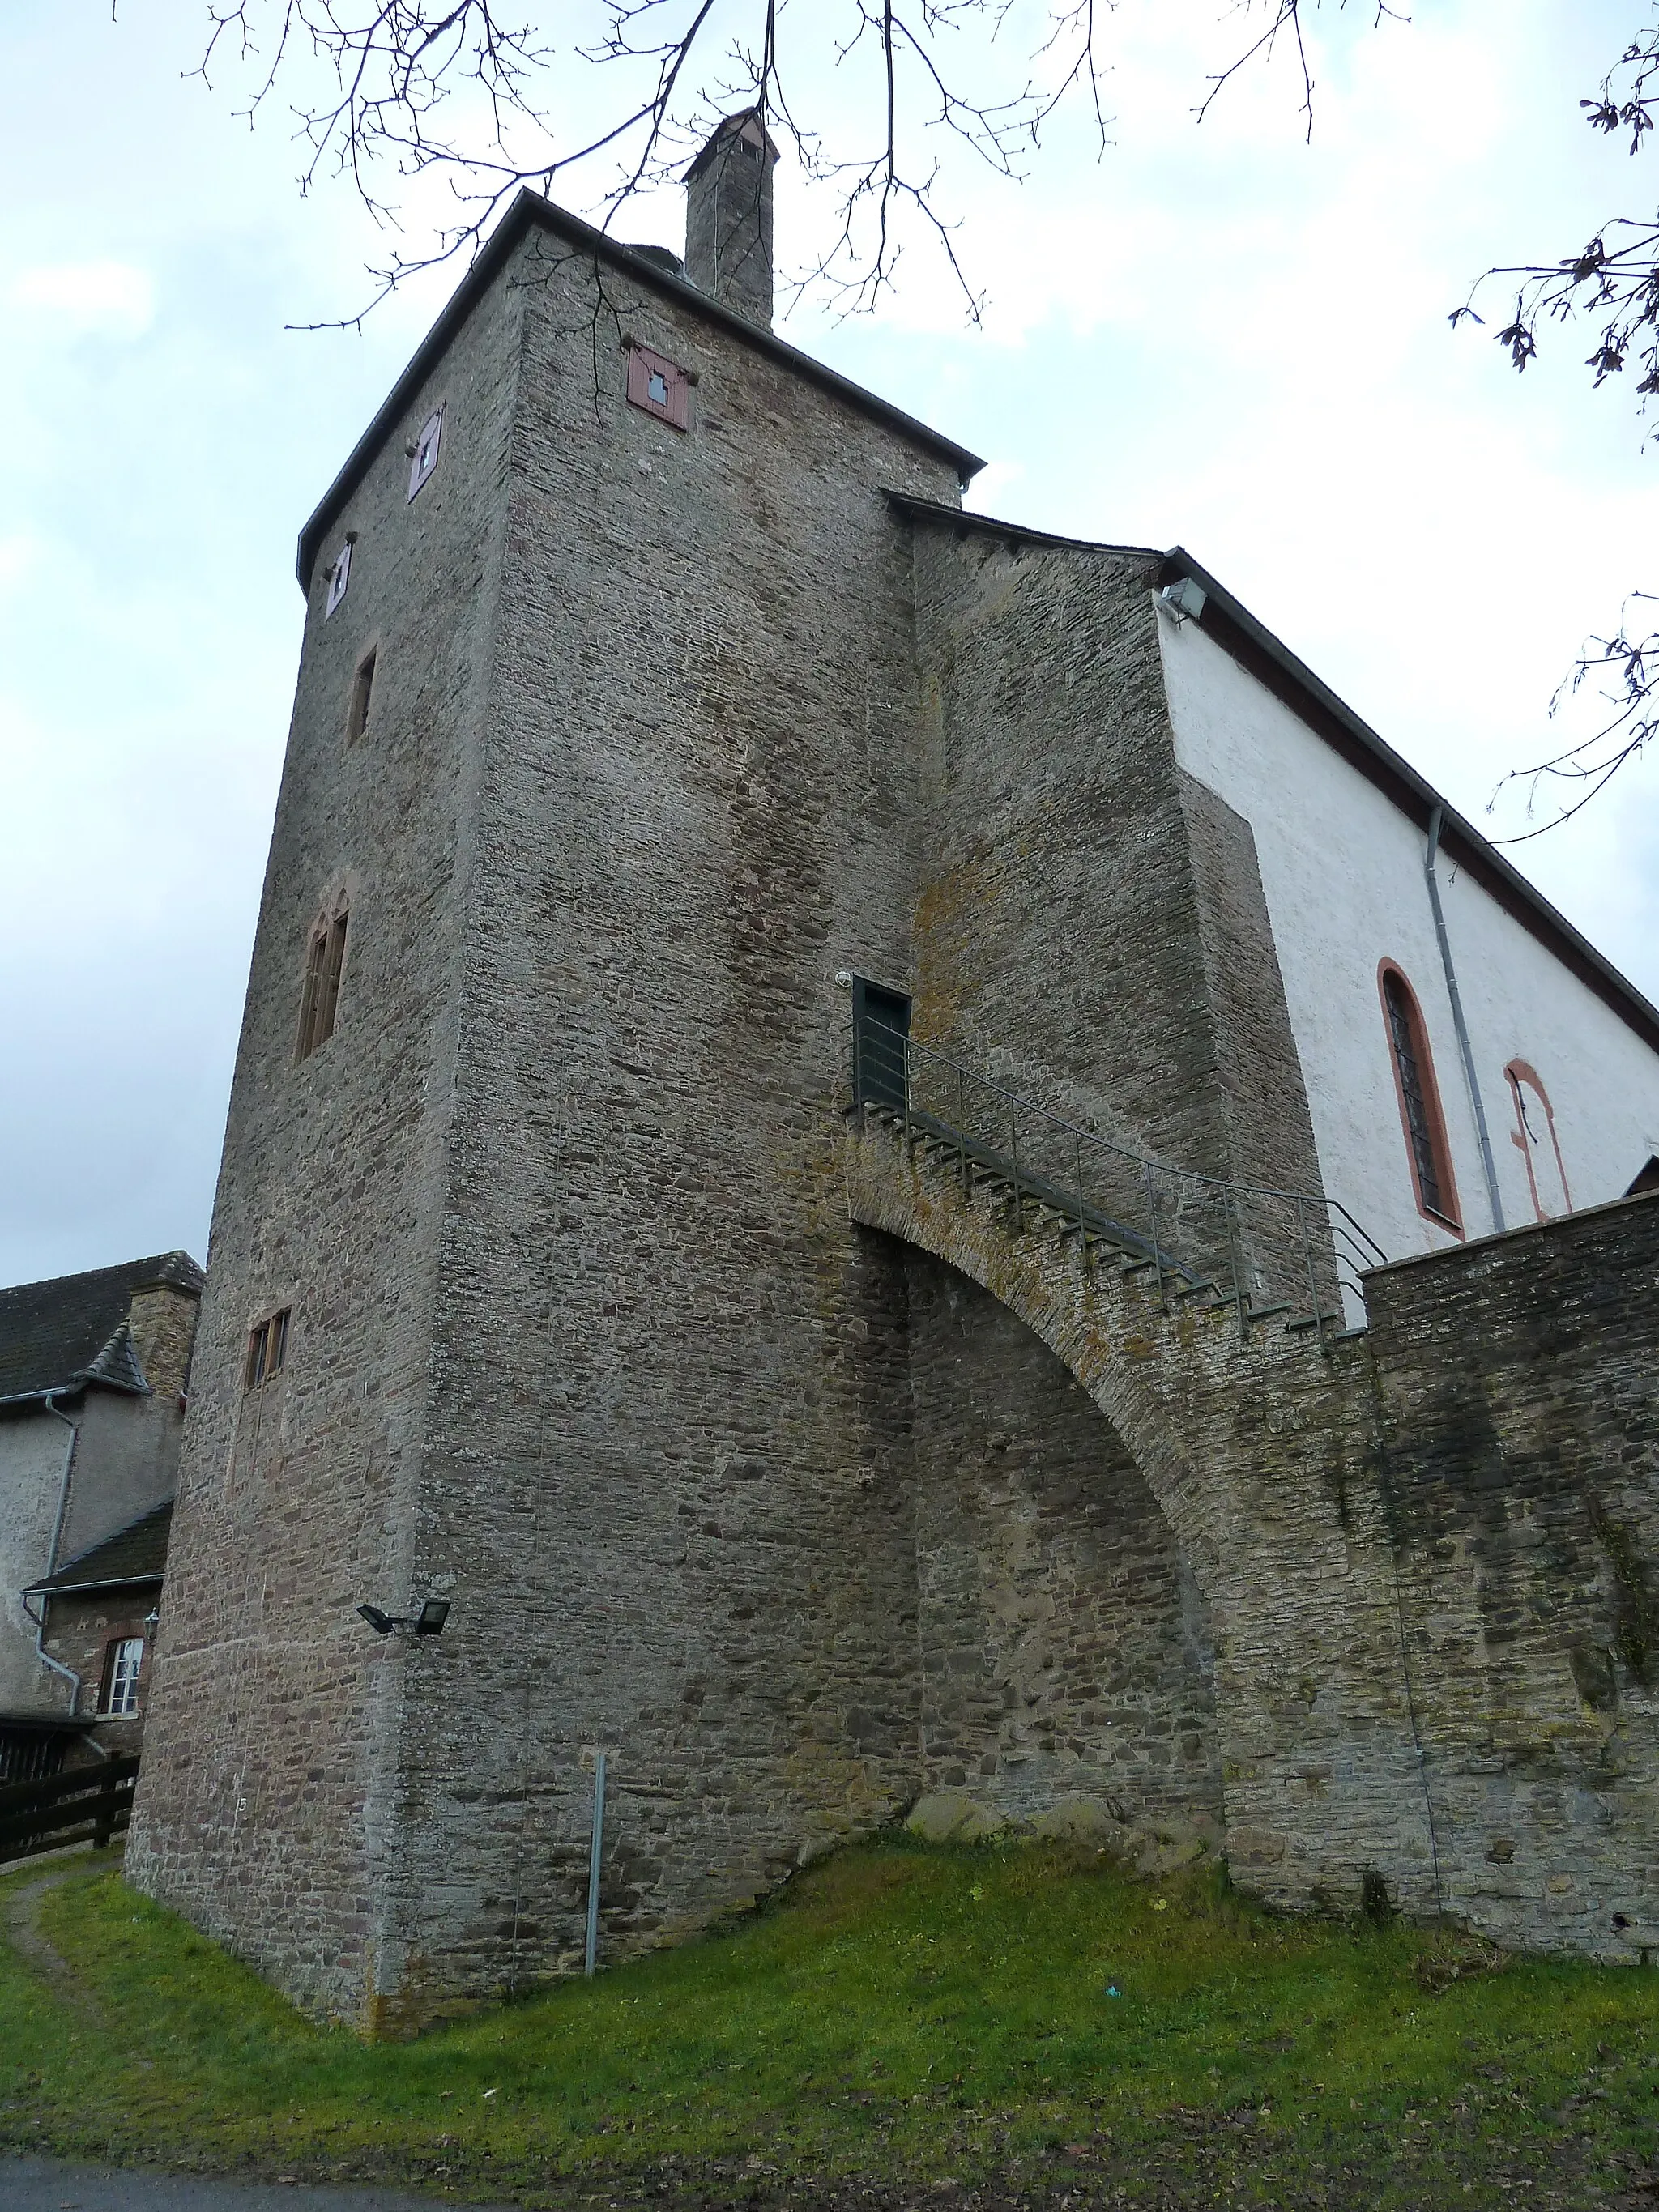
<box><xmin>1424</xmin><ymin>805</ymin><xmax>1504</xmax><ymax>1235</ymax></box>
<box><xmin>30</xmin><ymin>1393</ymin><xmax>85</xmax><ymax>1716</ymax></box>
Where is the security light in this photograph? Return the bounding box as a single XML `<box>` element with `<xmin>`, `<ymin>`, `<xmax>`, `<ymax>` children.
<box><xmin>357</xmin><ymin>1597</ymin><xmax>450</xmax><ymax>1637</ymax></box>
<box><xmin>1157</xmin><ymin>576</ymin><xmax>1206</xmax><ymax>625</ymax></box>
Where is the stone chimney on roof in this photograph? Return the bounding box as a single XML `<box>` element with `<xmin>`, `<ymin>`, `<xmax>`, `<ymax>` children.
<box><xmin>684</xmin><ymin>110</ymin><xmax>779</xmax><ymax>330</ymax></box>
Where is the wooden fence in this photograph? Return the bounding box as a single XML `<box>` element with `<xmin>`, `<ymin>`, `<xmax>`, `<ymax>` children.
<box><xmin>0</xmin><ymin>1756</ymin><xmax>139</xmax><ymax>1865</ymax></box>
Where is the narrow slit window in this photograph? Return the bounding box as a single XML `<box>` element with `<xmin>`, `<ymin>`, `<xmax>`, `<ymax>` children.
<box><xmin>348</xmin><ymin>647</ymin><xmax>376</xmax><ymax>743</ymax></box>
<box><xmin>297</xmin><ymin>909</ymin><xmax>349</xmax><ymax>1059</ymax></box>
<box><xmin>245</xmin><ymin>1307</ymin><xmax>290</xmax><ymax>1391</ymax></box>
<box><xmin>101</xmin><ymin>1637</ymin><xmax>144</xmax><ymax>1719</ymax></box>
<box><xmin>1380</xmin><ymin>965</ymin><xmax>1461</xmax><ymax>1233</ymax></box>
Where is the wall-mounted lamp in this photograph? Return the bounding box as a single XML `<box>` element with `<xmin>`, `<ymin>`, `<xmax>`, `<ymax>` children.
<box><xmin>1157</xmin><ymin>577</ymin><xmax>1207</xmax><ymax>626</ymax></box>
<box><xmin>356</xmin><ymin>1597</ymin><xmax>451</xmax><ymax>1638</ymax></box>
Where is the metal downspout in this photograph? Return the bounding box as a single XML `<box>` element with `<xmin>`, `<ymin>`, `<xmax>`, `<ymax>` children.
<box><xmin>1425</xmin><ymin>804</ymin><xmax>1504</xmax><ymax>1234</ymax></box>
<box><xmin>32</xmin><ymin>1393</ymin><xmax>85</xmax><ymax>1715</ymax></box>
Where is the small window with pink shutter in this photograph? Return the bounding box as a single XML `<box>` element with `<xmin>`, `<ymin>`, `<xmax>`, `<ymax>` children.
<box><xmin>626</xmin><ymin>343</ymin><xmax>690</xmax><ymax>432</ymax></box>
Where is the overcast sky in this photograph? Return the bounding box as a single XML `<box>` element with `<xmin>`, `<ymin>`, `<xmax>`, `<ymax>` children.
<box><xmin>2</xmin><ymin>0</ymin><xmax>1654</xmax><ymax>1289</ymax></box>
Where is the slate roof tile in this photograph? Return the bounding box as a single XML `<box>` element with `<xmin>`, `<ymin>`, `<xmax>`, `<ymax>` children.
<box><xmin>0</xmin><ymin>1252</ymin><xmax>203</xmax><ymax>1404</ymax></box>
<box><xmin>26</xmin><ymin>1500</ymin><xmax>173</xmax><ymax>1596</ymax></box>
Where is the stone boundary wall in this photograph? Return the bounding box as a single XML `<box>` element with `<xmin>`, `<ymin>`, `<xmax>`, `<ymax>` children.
<box><xmin>850</xmin><ymin>1111</ymin><xmax>1659</xmax><ymax>1960</ymax></box>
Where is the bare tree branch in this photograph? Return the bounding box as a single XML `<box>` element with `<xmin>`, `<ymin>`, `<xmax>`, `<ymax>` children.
<box><xmin>1489</xmin><ymin>595</ymin><xmax>1659</xmax><ymax>843</ymax></box>
<box><xmin>1451</xmin><ymin>20</ymin><xmax>1659</xmax><ymax>836</ymax></box>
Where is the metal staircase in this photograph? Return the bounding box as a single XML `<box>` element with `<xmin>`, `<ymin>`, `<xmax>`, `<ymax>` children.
<box><xmin>853</xmin><ymin>1015</ymin><xmax>1387</xmax><ymax>1335</ymax></box>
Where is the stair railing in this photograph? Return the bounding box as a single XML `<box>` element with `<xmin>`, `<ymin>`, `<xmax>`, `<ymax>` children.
<box><xmin>852</xmin><ymin>1016</ymin><xmax>1387</xmax><ymax>1332</ymax></box>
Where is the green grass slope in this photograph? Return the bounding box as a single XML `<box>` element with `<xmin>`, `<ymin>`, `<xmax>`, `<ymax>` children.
<box><xmin>3</xmin><ymin>1840</ymin><xmax>1657</xmax><ymax>2208</ymax></box>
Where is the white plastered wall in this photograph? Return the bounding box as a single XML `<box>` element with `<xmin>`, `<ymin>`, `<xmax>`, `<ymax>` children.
<box><xmin>1158</xmin><ymin>612</ymin><xmax>1659</xmax><ymax>1269</ymax></box>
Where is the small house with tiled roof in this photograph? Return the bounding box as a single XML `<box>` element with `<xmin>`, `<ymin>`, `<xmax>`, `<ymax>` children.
<box><xmin>0</xmin><ymin>1253</ymin><xmax>201</xmax><ymax>1779</ymax></box>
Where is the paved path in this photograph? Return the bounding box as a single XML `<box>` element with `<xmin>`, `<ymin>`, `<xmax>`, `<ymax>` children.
<box><xmin>2</xmin><ymin>2155</ymin><xmax>519</xmax><ymax>2210</ymax></box>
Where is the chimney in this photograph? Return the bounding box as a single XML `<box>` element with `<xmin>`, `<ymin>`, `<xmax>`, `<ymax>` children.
<box><xmin>128</xmin><ymin>1276</ymin><xmax>202</xmax><ymax>1403</ymax></box>
<box><xmin>684</xmin><ymin>111</ymin><xmax>779</xmax><ymax>329</ymax></box>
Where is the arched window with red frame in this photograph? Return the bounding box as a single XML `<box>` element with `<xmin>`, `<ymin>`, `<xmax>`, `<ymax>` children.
<box><xmin>1378</xmin><ymin>962</ymin><xmax>1462</xmax><ymax>1235</ymax></box>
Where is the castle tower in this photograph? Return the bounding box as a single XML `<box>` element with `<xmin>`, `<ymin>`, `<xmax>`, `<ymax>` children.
<box><xmin>684</xmin><ymin>109</ymin><xmax>778</xmax><ymax>326</ymax></box>
<box><xmin>124</xmin><ymin>131</ymin><xmax>983</xmax><ymax>2030</ymax></box>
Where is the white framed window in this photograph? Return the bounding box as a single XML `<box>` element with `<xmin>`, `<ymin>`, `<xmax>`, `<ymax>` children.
<box><xmin>325</xmin><ymin>537</ymin><xmax>352</xmax><ymax>617</ymax></box>
<box><xmin>407</xmin><ymin>407</ymin><xmax>443</xmax><ymax>501</ymax></box>
<box><xmin>103</xmin><ymin>1636</ymin><xmax>144</xmax><ymax>1719</ymax></box>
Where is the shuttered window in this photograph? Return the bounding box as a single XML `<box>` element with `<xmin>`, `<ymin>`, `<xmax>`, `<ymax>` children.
<box><xmin>297</xmin><ymin>910</ymin><xmax>349</xmax><ymax>1060</ymax></box>
<box><xmin>245</xmin><ymin>1307</ymin><xmax>290</xmax><ymax>1390</ymax></box>
<box><xmin>325</xmin><ymin>538</ymin><xmax>352</xmax><ymax>617</ymax></box>
<box><xmin>407</xmin><ymin>407</ymin><xmax>443</xmax><ymax>500</ymax></box>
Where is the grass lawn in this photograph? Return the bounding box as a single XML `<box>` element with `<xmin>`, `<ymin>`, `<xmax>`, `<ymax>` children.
<box><xmin>3</xmin><ymin>1839</ymin><xmax>1658</xmax><ymax>2209</ymax></box>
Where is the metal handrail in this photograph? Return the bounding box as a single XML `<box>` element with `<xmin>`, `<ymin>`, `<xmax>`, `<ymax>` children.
<box><xmin>852</xmin><ymin>1016</ymin><xmax>1387</xmax><ymax>1332</ymax></box>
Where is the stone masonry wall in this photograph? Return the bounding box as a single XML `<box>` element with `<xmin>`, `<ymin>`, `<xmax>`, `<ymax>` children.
<box><xmin>1367</xmin><ymin>1189</ymin><xmax>1659</xmax><ymax>1962</ymax></box>
<box><xmin>906</xmin><ymin>1251</ymin><xmax>1221</xmax><ymax>1838</ymax></box>
<box><xmin>851</xmin><ymin>1110</ymin><xmax>1659</xmax><ymax>1957</ymax></box>
<box><xmin>296</xmin><ymin>232</ymin><xmax>970</xmax><ymax>2026</ymax></box>
<box><xmin>907</xmin><ymin>527</ymin><xmax>1228</xmax><ymax>1179</ymax></box>
<box><xmin>905</xmin><ymin>523</ymin><xmax>1332</xmax><ymax>1311</ymax></box>
<box><xmin>126</xmin><ymin>257</ymin><xmax>530</xmax><ymax>2020</ymax></box>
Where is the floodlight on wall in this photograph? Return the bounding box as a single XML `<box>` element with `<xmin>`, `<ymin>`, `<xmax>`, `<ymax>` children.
<box><xmin>1157</xmin><ymin>577</ymin><xmax>1207</xmax><ymax>626</ymax></box>
<box><xmin>355</xmin><ymin>1598</ymin><xmax>450</xmax><ymax>1638</ymax></box>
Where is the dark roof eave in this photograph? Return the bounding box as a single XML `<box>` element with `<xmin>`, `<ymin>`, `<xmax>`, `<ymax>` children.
<box><xmin>23</xmin><ymin>1571</ymin><xmax>165</xmax><ymax>1600</ymax></box>
<box><xmin>0</xmin><ymin>1377</ymin><xmax>147</xmax><ymax>1410</ymax></box>
<box><xmin>296</xmin><ymin>193</ymin><xmax>985</xmax><ymax>593</ymax></box>
<box><xmin>1159</xmin><ymin>547</ymin><xmax>1659</xmax><ymax>1059</ymax></box>
<box><xmin>884</xmin><ymin>492</ymin><xmax>1659</xmax><ymax>1061</ymax></box>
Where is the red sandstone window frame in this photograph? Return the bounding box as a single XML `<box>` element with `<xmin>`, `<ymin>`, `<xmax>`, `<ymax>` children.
<box><xmin>245</xmin><ymin>1306</ymin><xmax>290</xmax><ymax>1391</ymax></box>
<box><xmin>1377</xmin><ymin>960</ymin><xmax>1463</xmax><ymax>1237</ymax></box>
<box><xmin>626</xmin><ymin>343</ymin><xmax>691</xmax><ymax>432</ymax></box>
<box><xmin>1504</xmin><ymin>1058</ymin><xmax>1573</xmax><ymax>1221</ymax></box>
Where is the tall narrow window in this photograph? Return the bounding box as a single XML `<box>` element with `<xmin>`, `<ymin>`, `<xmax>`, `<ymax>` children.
<box><xmin>245</xmin><ymin>1307</ymin><xmax>290</xmax><ymax>1390</ymax></box>
<box><xmin>297</xmin><ymin>909</ymin><xmax>349</xmax><ymax>1060</ymax></box>
<box><xmin>101</xmin><ymin>1637</ymin><xmax>144</xmax><ymax>1719</ymax></box>
<box><xmin>347</xmin><ymin>647</ymin><xmax>376</xmax><ymax>743</ymax></box>
<box><xmin>1506</xmin><ymin>1060</ymin><xmax>1572</xmax><ymax>1221</ymax></box>
<box><xmin>1380</xmin><ymin>964</ymin><xmax>1461</xmax><ymax>1233</ymax></box>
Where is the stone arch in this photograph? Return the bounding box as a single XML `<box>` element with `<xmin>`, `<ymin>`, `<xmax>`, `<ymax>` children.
<box><xmin>902</xmin><ymin>1247</ymin><xmax>1224</xmax><ymax>1849</ymax></box>
<box><xmin>844</xmin><ymin>1112</ymin><xmax>1252</xmax><ymax>1598</ymax></box>
<box><xmin>847</xmin><ymin>1110</ymin><xmax>1439</xmax><ymax>1920</ymax></box>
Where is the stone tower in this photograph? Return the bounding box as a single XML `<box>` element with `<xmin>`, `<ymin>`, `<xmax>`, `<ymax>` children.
<box><xmin>684</xmin><ymin>109</ymin><xmax>778</xmax><ymax>326</ymax></box>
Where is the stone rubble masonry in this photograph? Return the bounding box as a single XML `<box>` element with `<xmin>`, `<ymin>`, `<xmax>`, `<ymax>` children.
<box><xmin>126</xmin><ymin>201</ymin><xmax>1659</xmax><ymax>2030</ymax></box>
<box><xmin>851</xmin><ymin>1110</ymin><xmax>1659</xmax><ymax>1965</ymax></box>
<box><xmin>683</xmin><ymin>113</ymin><xmax>778</xmax><ymax>329</ymax></box>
